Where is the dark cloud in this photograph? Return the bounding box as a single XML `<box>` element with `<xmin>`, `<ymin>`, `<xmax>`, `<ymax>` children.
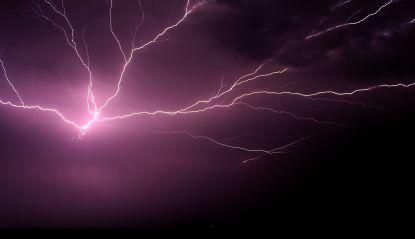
<box><xmin>203</xmin><ymin>0</ymin><xmax>331</xmax><ymax>60</ymax></box>
<box><xmin>205</xmin><ymin>0</ymin><xmax>415</xmax><ymax>81</ymax></box>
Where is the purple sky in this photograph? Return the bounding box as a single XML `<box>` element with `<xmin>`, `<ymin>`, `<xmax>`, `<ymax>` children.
<box><xmin>0</xmin><ymin>0</ymin><xmax>414</xmax><ymax>233</ymax></box>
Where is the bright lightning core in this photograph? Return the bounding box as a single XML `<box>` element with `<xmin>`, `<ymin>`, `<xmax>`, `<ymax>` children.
<box><xmin>1</xmin><ymin>0</ymin><xmax>414</xmax><ymax>163</ymax></box>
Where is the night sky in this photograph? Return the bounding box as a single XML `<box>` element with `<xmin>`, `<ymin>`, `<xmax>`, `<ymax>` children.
<box><xmin>0</xmin><ymin>0</ymin><xmax>414</xmax><ymax>237</ymax></box>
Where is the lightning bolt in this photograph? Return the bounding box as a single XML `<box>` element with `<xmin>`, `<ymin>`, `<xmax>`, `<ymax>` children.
<box><xmin>1</xmin><ymin>0</ymin><xmax>414</xmax><ymax>163</ymax></box>
<box><xmin>331</xmin><ymin>0</ymin><xmax>353</xmax><ymax>11</ymax></box>
<box><xmin>306</xmin><ymin>0</ymin><xmax>394</xmax><ymax>39</ymax></box>
<box><xmin>345</xmin><ymin>8</ymin><xmax>364</xmax><ymax>22</ymax></box>
<box><xmin>109</xmin><ymin>0</ymin><xmax>128</xmax><ymax>62</ymax></box>
<box><xmin>99</xmin><ymin>0</ymin><xmax>206</xmax><ymax>113</ymax></box>
<box><xmin>1</xmin><ymin>59</ymin><xmax>25</xmax><ymax>106</ymax></box>
<box><xmin>237</xmin><ymin>102</ymin><xmax>343</xmax><ymax>127</ymax></box>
